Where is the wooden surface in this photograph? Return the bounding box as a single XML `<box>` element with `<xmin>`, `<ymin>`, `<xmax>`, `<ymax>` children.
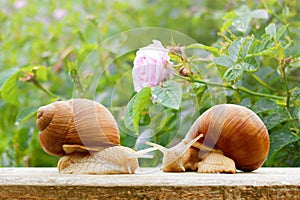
<box><xmin>0</xmin><ymin>167</ymin><xmax>299</xmax><ymax>199</ymax></box>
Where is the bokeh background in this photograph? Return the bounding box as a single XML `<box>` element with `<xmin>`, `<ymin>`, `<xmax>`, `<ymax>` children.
<box><xmin>0</xmin><ymin>0</ymin><xmax>299</xmax><ymax>167</ymax></box>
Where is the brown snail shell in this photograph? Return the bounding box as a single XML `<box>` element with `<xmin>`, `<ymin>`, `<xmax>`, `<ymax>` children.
<box><xmin>146</xmin><ymin>104</ymin><xmax>270</xmax><ymax>173</ymax></box>
<box><xmin>186</xmin><ymin>104</ymin><xmax>270</xmax><ymax>172</ymax></box>
<box><xmin>36</xmin><ymin>98</ymin><xmax>120</xmax><ymax>156</ymax></box>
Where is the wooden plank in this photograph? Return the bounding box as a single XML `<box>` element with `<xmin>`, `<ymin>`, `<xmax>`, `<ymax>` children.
<box><xmin>0</xmin><ymin>168</ymin><xmax>299</xmax><ymax>199</ymax></box>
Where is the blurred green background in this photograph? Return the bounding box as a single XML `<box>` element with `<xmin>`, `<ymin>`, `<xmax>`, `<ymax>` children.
<box><xmin>0</xmin><ymin>0</ymin><xmax>299</xmax><ymax>167</ymax></box>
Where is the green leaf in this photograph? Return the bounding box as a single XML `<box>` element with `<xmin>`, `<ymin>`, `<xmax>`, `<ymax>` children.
<box><xmin>252</xmin><ymin>98</ymin><xmax>278</xmax><ymax>113</ymax></box>
<box><xmin>251</xmin><ymin>9</ymin><xmax>268</xmax><ymax>19</ymax></box>
<box><xmin>213</xmin><ymin>55</ymin><xmax>233</xmax><ymax>68</ymax></box>
<box><xmin>271</xmin><ymin>140</ymin><xmax>300</xmax><ymax>167</ymax></box>
<box><xmin>240</xmin><ymin>36</ymin><xmax>254</xmax><ymax>58</ymax></box>
<box><xmin>1</xmin><ymin>73</ymin><xmax>20</xmax><ymax>106</ymax></box>
<box><xmin>291</xmin><ymin>87</ymin><xmax>300</xmax><ymax>100</ymax></box>
<box><xmin>0</xmin><ymin>68</ymin><xmax>19</xmax><ymax>88</ymax></box>
<box><xmin>276</xmin><ymin>45</ymin><xmax>285</xmax><ymax>60</ymax></box>
<box><xmin>265</xmin><ymin>23</ymin><xmax>276</xmax><ymax>39</ymax></box>
<box><xmin>266</xmin><ymin>0</ymin><xmax>276</xmax><ymax>6</ymax></box>
<box><xmin>124</xmin><ymin>95</ymin><xmax>137</xmax><ymax>132</ymax></box>
<box><xmin>22</xmin><ymin>66</ymin><xmax>49</xmax><ymax>82</ymax></box>
<box><xmin>186</xmin><ymin>44</ymin><xmax>219</xmax><ymax>56</ymax></box>
<box><xmin>241</xmin><ymin>58</ymin><xmax>259</xmax><ymax>72</ymax></box>
<box><xmin>265</xmin><ymin>128</ymin><xmax>299</xmax><ymax>166</ymax></box>
<box><xmin>240</xmin><ymin>62</ymin><xmax>255</xmax><ymax>72</ymax></box>
<box><xmin>221</xmin><ymin>18</ymin><xmax>234</xmax><ymax>32</ymax></box>
<box><xmin>262</xmin><ymin>108</ymin><xmax>290</xmax><ymax>130</ymax></box>
<box><xmin>248</xmin><ymin>39</ymin><xmax>261</xmax><ymax>54</ymax></box>
<box><xmin>240</xmin><ymin>98</ymin><xmax>251</xmax><ymax>107</ymax></box>
<box><xmin>247</xmin><ymin>36</ymin><xmax>276</xmax><ymax>57</ymax></box>
<box><xmin>14</xmin><ymin>127</ymin><xmax>34</xmax><ymax>153</ymax></box>
<box><xmin>124</xmin><ymin>87</ymin><xmax>151</xmax><ymax>134</ymax></box>
<box><xmin>291</xmin><ymin>105</ymin><xmax>300</xmax><ymax>118</ymax></box>
<box><xmin>223</xmin><ymin>11</ymin><xmax>237</xmax><ymax>20</ymax></box>
<box><xmin>132</xmin><ymin>87</ymin><xmax>152</xmax><ymax>132</ymax></box>
<box><xmin>232</xmin><ymin>16</ymin><xmax>251</xmax><ymax>33</ymax></box>
<box><xmin>16</xmin><ymin>106</ymin><xmax>39</xmax><ymax>124</ymax></box>
<box><xmin>228</xmin><ymin>38</ymin><xmax>243</xmax><ymax>62</ymax></box>
<box><xmin>290</xmin><ymin>57</ymin><xmax>300</xmax><ymax>68</ymax></box>
<box><xmin>223</xmin><ymin>64</ymin><xmax>243</xmax><ymax>82</ymax></box>
<box><xmin>151</xmin><ymin>80</ymin><xmax>182</xmax><ymax>110</ymax></box>
<box><xmin>291</xmin><ymin>87</ymin><xmax>300</xmax><ymax>106</ymax></box>
<box><xmin>148</xmin><ymin>104</ymin><xmax>168</xmax><ymax>133</ymax></box>
<box><xmin>34</xmin><ymin>66</ymin><xmax>49</xmax><ymax>82</ymax></box>
<box><xmin>232</xmin><ymin>5</ymin><xmax>251</xmax><ymax>32</ymax></box>
<box><xmin>221</xmin><ymin>11</ymin><xmax>236</xmax><ymax>32</ymax></box>
<box><xmin>259</xmin><ymin>35</ymin><xmax>273</xmax><ymax>51</ymax></box>
<box><xmin>275</xmin><ymin>24</ymin><xmax>289</xmax><ymax>42</ymax></box>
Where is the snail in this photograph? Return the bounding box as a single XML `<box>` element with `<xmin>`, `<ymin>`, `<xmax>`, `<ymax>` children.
<box><xmin>146</xmin><ymin>104</ymin><xmax>270</xmax><ymax>173</ymax></box>
<box><xmin>36</xmin><ymin>98</ymin><xmax>153</xmax><ymax>174</ymax></box>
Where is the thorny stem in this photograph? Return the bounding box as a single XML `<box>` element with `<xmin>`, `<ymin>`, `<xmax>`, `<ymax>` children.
<box><xmin>277</xmin><ymin>57</ymin><xmax>292</xmax><ymax>130</ymax></box>
<box><xmin>282</xmin><ymin>68</ymin><xmax>290</xmax><ymax>108</ymax></box>
<box><xmin>278</xmin><ymin>58</ymin><xmax>297</xmax><ymax>129</ymax></box>
<box><xmin>179</xmin><ymin>76</ymin><xmax>286</xmax><ymax>103</ymax></box>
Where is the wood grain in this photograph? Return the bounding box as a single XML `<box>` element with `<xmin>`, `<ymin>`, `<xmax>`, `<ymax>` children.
<box><xmin>0</xmin><ymin>168</ymin><xmax>299</xmax><ymax>200</ymax></box>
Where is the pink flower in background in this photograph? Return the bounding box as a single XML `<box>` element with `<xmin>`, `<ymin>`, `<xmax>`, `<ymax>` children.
<box><xmin>132</xmin><ymin>40</ymin><xmax>173</xmax><ymax>92</ymax></box>
<box><xmin>14</xmin><ymin>0</ymin><xmax>27</xmax><ymax>9</ymax></box>
<box><xmin>53</xmin><ymin>9</ymin><xmax>67</xmax><ymax>19</ymax></box>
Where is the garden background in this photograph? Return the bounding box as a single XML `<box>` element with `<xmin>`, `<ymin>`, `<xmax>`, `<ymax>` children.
<box><xmin>0</xmin><ymin>0</ymin><xmax>299</xmax><ymax>168</ymax></box>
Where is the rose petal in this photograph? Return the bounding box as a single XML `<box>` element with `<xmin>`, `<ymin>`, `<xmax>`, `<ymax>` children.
<box><xmin>132</xmin><ymin>40</ymin><xmax>174</xmax><ymax>92</ymax></box>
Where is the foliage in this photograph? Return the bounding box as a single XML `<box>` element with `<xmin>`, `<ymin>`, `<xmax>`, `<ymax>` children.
<box><xmin>0</xmin><ymin>0</ymin><xmax>299</xmax><ymax>167</ymax></box>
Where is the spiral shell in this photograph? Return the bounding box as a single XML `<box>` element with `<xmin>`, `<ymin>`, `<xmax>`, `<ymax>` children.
<box><xmin>37</xmin><ymin>99</ymin><xmax>120</xmax><ymax>156</ymax></box>
<box><xmin>185</xmin><ymin>104</ymin><xmax>270</xmax><ymax>171</ymax></box>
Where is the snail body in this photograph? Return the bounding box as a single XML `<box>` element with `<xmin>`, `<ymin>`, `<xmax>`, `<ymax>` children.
<box><xmin>37</xmin><ymin>98</ymin><xmax>151</xmax><ymax>174</ymax></box>
<box><xmin>58</xmin><ymin>146</ymin><xmax>140</xmax><ymax>174</ymax></box>
<box><xmin>146</xmin><ymin>104</ymin><xmax>270</xmax><ymax>173</ymax></box>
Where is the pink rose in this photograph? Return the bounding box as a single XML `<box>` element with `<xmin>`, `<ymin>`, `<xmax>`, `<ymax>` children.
<box><xmin>132</xmin><ymin>40</ymin><xmax>173</xmax><ymax>92</ymax></box>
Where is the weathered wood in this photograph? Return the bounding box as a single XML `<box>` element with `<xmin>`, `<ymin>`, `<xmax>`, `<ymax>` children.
<box><xmin>0</xmin><ymin>168</ymin><xmax>299</xmax><ymax>199</ymax></box>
